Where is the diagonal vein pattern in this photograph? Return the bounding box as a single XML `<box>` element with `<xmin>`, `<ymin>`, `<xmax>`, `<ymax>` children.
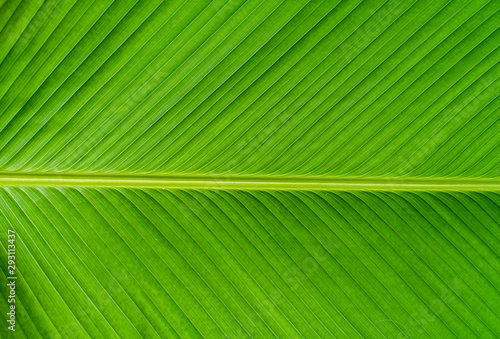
<box><xmin>0</xmin><ymin>0</ymin><xmax>499</xmax><ymax>338</ymax></box>
<box><xmin>0</xmin><ymin>187</ymin><xmax>499</xmax><ymax>338</ymax></box>
<box><xmin>0</xmin><ymin>0</ymin><xmax>497</xmax><ymax>178</ymax></box>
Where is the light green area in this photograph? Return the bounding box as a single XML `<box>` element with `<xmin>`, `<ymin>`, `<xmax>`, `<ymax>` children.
<box><xmin>0</xmin><ymin>0</ymin><xmax>499</xmax><ymax>338</ymax></box>
<box><xmin>0</xmin><ymin>0</ymin><xmax>497</xmax><ymax>177</ymax></box>
<box><xmin>0</xmin><ymin>172</ymin><xmax>499</xmax><ymax>191</ymax></box>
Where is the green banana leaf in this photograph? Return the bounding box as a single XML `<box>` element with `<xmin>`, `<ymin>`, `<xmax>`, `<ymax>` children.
<box><xmin>0</xmin><ymin>0</ymin><xmax>498</xmax><ymax>337</ymax></box>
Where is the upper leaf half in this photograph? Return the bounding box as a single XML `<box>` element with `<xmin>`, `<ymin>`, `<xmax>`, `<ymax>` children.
<box><xmin>0</xmin><ymin>0</ymin><xmax>497</xmax><ymax>178</ymax></box>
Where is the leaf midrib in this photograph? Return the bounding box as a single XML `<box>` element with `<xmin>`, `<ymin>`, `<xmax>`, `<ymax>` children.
<box><xmin>0</xmin><ymin>171</ymin><xmax>499</xmax><ymax>191</ymax></box>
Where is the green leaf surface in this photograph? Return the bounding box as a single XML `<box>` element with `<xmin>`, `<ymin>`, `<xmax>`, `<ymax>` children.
<box><xmin>0</xmin><ymin>0</ymin><xmax>497</xmax><ymax>177</ymax></box>
<box><xmin>1</xmin><ymin>188</ymin><xmax>500</xmax><ymax>338</ymax></box>
<box><xmin>0</xmin><ymin>0</ymin><xmax>498</xmax><ymax>338</ymax></box>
